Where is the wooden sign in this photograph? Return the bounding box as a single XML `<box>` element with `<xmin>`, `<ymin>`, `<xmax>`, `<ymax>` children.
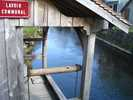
<box><xmin>0</xmin><ymin>1</ymin><xmax>30</xmax><ymax>18</ymax></box>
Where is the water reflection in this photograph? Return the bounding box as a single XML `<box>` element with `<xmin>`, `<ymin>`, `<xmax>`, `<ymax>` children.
<box><xmin>47</xmin><ymin>28</ymin><xmax>82</xmax><ymax>98</ymax></box>
<box><xmin>90</xmin><ymin>43</ymin><xmax>133</xmax><ymax>100</ymax></box>
<box><xmin>32</xmin><ymin>27</ymin><xmax>133</xmax><ymax>100</ymax></box>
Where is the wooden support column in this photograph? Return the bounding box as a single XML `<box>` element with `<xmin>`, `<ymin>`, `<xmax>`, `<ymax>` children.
<box><xmin>80</xmin><ymin>32</ymin><xmax>96</xmax><ymax>100</ymax></box>
<box><xmin>42</xmin><ymin>27</ymin><xmax>48</xmax><ymax>68</ymax></box>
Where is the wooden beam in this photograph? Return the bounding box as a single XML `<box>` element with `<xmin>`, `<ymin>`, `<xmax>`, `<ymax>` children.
<box><xmin>30</xmin><ymin>65</ymin><xmax>81</xmax><ymax>76</ymax></box>
<box><xmin>42</xmin><ymin>27</ymin><xmax>48</xmax><ymax>68</ymax></box>
<box><xmin>0</xmin><ymin>19</ymin><xmax>10</xmax><ymax>100</ymax></box>
<box><xmin>76</xmin><ymin>0</ymin><xmax>130</xmax><ymax>33</ymax></box>
<box><xmin>80</xmin><ymin>33</ymin><xmax>96</xmax><ymax>100</ymax></box>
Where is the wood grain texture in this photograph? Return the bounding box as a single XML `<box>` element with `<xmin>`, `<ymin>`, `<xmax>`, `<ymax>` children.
<box><xmin>61</xmin><ymin>14</ymin><xmax>73</xmax><ymax>26</ymax></box>
<box><xmin>22</xmin><ymin>0</ymin><xmax>34</xmax><ymax>26</ymax></box>
<box><xmin>76</xmin><ymin>0</ymin><xmax>130</xmax><ymax>33</ymax></box>
<box><xmin>17</xmin><ymin>0</ymin><xmax>95</xmax><ymax>27</ymax></box>
<box><xmin>80</xmin><ymin>33</ymin><xmax>96</xmax><ymax>100</ymax></box>
<box><xmin>47</xmin><ymin>0</ymin><xmax>61</xmax><ymax>26</ymax></box>
<box><xmin>5</xmin><ymin>19</ymin><xmax>19</xmax><ymax>100</ymax></box>
<box><xmin>30</xmin><ymin>65</ymin><xmax>81</xmax><ymax>76</ymax></box>
<box><xmin>16</xmin><ymin>28</ymin><xmax>25</xmax><ymax>100</ymax></box>
<box><xmin>37</xmin><ymin>0</ymin><xmax>48</xmax><ymax>26</ymax></box>
<box><xmin>0</xmin><ymin>20</ymin><xmax>10</xmax><ymax>100</ymax></box>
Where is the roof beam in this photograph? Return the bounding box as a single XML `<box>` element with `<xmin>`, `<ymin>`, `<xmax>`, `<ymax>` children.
<box><xmin>76</xmin><ymin>0</ymin><xmax>130</xmax><ymax>33</ymax></box>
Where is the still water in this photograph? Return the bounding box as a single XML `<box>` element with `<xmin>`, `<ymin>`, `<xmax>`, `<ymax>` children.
<box><xmin>32</xmin><ymin>28</ymin><xmax>133</xmax><ymax>100</ymax></box>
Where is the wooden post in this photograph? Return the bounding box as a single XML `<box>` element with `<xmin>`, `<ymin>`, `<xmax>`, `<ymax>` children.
<box><xmin>80</xmin><ymin>32</ymin><xmax>96</xmax><ymax>100</ymax></box>
<box><xmin>42</xmin><ymin>27</ymin><xmax>48</xmax><ymax>68</ymax></box>
<box><xmin>0</xmin><ymin>19</ymin><xmax>10</xmax><ymax>100</ymax></box>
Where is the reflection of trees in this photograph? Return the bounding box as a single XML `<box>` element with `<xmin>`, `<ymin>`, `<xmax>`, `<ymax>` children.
<box><xmin>23</xmin><ymin>27</ymin><xmax>43</xmax><ymax>69</ymax></box>
<box><xmin>92</xmin><ymin>44</ymin><xmax>133</xmax><ymax>99</ymax></box>
<box><xmin>97</xmin><ymin>29</ymin><xmax>133</xmax><ymax>53</ymax></box>
<box><xmin>23</xmin><ymin>27</ymin><xmax>43</xmax><ymax>38</ymax></box>
<box><xmin>97</xmin><ymin>44</ymin><xmax>133</xmax><ymax>81</ymax></box>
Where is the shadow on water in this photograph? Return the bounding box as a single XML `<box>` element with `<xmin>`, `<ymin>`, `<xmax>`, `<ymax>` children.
<box><xmin>90</xmin><ymin>42</ymin><xmax>133</xmax><ymax>100</ymax></box>
<box><xmin>32</xmin><ymin>27</ymin><xmax>133</xmax><ymax>100</ymax></box>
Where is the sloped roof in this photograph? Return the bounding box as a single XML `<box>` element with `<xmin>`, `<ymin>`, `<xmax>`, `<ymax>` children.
<box><xmin>76</xmin><ymin>0</ymin><xmax>131</xmax><ymax>33</ymax></box>
<box><xmin>92</xmin><ymin>0</ymin><xmax>129</xmax><ymax>25</ymax></box>
<box><xmin>53</xmin><ymin>0</ymin><xmax>131</xmax><ymax>33</ymax></box>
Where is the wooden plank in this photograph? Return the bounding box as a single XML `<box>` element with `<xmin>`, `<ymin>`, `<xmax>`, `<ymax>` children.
<box><xmin>4</xmin><ymin>19</ymin><xmax>18</xmax><ymax>100</ymax></box>
<box><xmin>47</xmin><ymin>0</ymin><xmax>61</xmax><ymax>26</ymax></box>
<box><xmin>16</xmin><ymin>0</ymin><xmax>97</xmax><ymax>27</ymax></box>
<box><xmin>30</xmin><ymin>65</ymin><xmax>81</xmax><ymax>76</ymax></box>
<box><xmin>9</xmin><ymin>19</ymin><xmax>19</xmax><ymax>27</ymax></box>
<box><xmin>4</xmin><ymin>20</ymin><xmax>25</xmax><ymax>100</ymax></box>
<box><xmin>76</xmin><ymin>0</ymin><xmax>130</xmax><ymax>33</ymax></box>
<box><xmin>34</xmin><ymin>0</ymin><xmax>38</xmax><ymax>26</ymax></box>
<box><xmin>10</xmin><ymin>20</ymin><xmax>22</xmax><ymax>100</ymax></box>
<box><xmin>42</xmin><ymin>27</ymin><xmax>48</xmax><ymax>68</ymax></box>
<box><xmin>46</xmin><ymin>75</ymin><xmax>67</xmax><ymax>100</ymax></box>
<box><xmin>15</xmin><ymin>28</ymin><xmax>25</xmax><ymax>100</ymax></box>
<box><xmin>80</xmin><ymin>32</ymin><xmax>96</xmax><ymax>100</ymax></box>
<box><xmin>22</xmin><ymin>0</ymin><xmax>34</xmax><ymax>26</ymax></box>
<box><xmin>0</xmin><ymin>19</ymin><xmax>10</xmax><ymax>100</ymax></box>
<box><xmin>37</xmin><ymin>0</ymin><xmax>48</xmax><ymax>26</ymax></box>
<box><xmin>61</xmin><ymin>14</ymin><xmax>73</xmax><ymax>26</ymax></box>
<box><xmin>73</xmin><ymin>17</ymin><xmax>94</xmax><ymax>27</ymax></box>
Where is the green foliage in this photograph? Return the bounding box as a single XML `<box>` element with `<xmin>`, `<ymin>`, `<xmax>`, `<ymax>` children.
<box><xmin>23</xmin><ymin>27</ymin><xmax>43</xmax><ymax>67</ymax></box>
<box><xmin>23</xmin><ymin>27</ymin><xmax>43</xmax><ymax>38</ymax></box>
<box><xmin>129</xmin><ymin>26</ymin><xmax>133</xmax><ymax>33</ymax></box>
<box><xmin>97</xmin><ymin>29</ymin><xmax>133</xmax><ymax>53</ymax></box>
<box><xmin>112</xmin><ymin>26</ymin><xmax>120</xmax><ymax>32</ymax></box>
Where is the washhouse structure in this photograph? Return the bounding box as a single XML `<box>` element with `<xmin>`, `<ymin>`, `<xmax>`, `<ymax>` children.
<box><xmin>0</xmin><ymin>0</ymin><xmax>131</xmax><ymax>100</ymax></box>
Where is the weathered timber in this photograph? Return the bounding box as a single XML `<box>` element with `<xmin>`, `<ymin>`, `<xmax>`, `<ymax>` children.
<box><xmin>42</xmin><ymin>27</ymin><xmax>49</xmax><ymax>68</ymax></box>
<box><xmin>4</xmin><ymin>20</ymin><xmax>25</xmax><ymax>100</ymax></box>
<box><xmin>0</xmin><ymin>0</ymin><xmax>130</xmax><ymax>100</ymax></box>
<box><xmin>80</xmin><ymin>33</ymin><xmax>96</xmax><ymax>100</ymax></box>
<box><xmin>17</xmin><ymin>0</ymin><xmax>95</xmax><ymax>27</ymax></box>
<box><xmin>5</xmin><ymin>19</ymin><xmax>19</xmax><ymax>100</ymax></box>
<box><xmin>0</xmin><ymin>20</ymin><xmax>9</xmax><ymax>100</ymax></box>
<box><xmin>15</xmin><ymin>28</ymin><xmax>25</xmax><ymax>100</ymax></box>
<box><xmin>75</xmin><ymin>0</ymin><xmax>130</xmax><ymax>33</ymax></box>
<box><xmin>30</xmin><ymin>65</ymin><xmax>81</xmax><ymax>76</ymax></box>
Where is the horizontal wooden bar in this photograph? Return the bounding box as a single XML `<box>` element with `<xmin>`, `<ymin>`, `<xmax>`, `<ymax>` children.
<box><xmin>30</xmin><ymin>65</ymin><xmax>81</xmax><ymax>76</ymax></box>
